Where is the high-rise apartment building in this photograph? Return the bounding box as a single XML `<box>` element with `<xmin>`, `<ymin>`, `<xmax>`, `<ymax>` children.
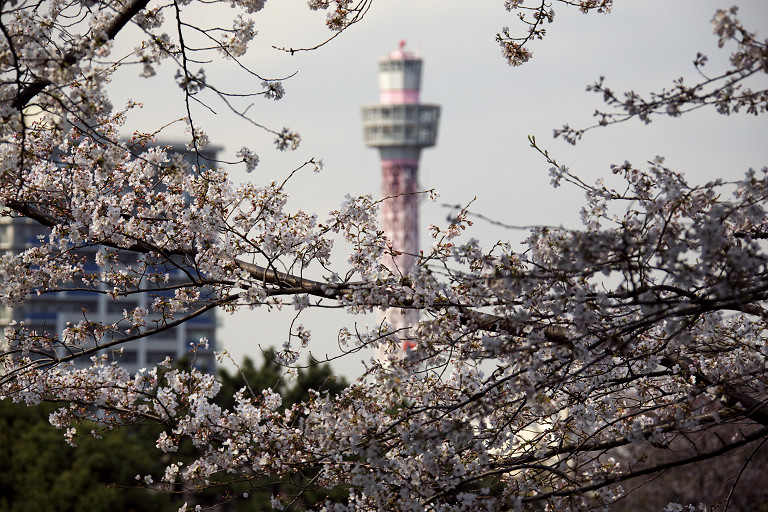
<box><xmin>0</xmin><ymin>144</ymin><xmax>219</xmax><ymax>372</ymax></box>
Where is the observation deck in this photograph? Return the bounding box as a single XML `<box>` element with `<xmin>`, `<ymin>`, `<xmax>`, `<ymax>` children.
<box><xmin>361</xmin><ymin>41</ymin><xmax>440</xmax><ymax>159</ymax></box>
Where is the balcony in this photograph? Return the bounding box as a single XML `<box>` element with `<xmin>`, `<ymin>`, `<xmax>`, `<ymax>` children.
<box><xmin>361</xmin><ymin>104</ymin><xmax>440</xmax><ymax>148</ymax></box>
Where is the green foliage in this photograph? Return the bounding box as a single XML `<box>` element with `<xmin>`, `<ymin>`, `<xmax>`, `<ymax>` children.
<box><xmin>0</xmin><ymin>351</ymin><xmax>348</xmax><ymax>511</ymax></box>
<box><xmin>0</xmin><ymin>400</ymin><xmax>175</xmax><ymax>512</ymax></box>
<box><xmin>217</xmin><ymin>348</ymin><xmax>348</xmax><ymax>412</ymax></box>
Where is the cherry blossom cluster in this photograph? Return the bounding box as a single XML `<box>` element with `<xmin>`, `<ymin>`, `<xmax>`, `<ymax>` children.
<box><xmin>307</xmin><ymin>0</ymin><xmax>372</xmax><ymax>32</ymax></box>
<box><xmin>554</xmin><ymin>7</ymin><xmax>768</xmax><ymax>143</ymax></box>
<box><xmin>5</xmin><ymin>129</ymin><xmax>766</xmax><ymax>509</ymax></box>
<box><xmin>6</xmin><ymin>141</ymin><xmax>762</xmax><ymax>509</ymax></box>
<box><xmin>496</xmin><ymin>0</ymin><xmax>611</xmax><ymax>66</ymax></box>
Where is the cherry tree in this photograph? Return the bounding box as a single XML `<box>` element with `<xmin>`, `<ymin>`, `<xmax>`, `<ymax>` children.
<box><xmin>1</xmin><ymin>0</ymin><xmax>767</xmax><ymax>510</ymax></box>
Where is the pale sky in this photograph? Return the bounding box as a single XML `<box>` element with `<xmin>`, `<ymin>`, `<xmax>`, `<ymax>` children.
<box><xmin>109</xmin><ymin>0</ymin><xmax>768</xmax><ymax>379</ymax></box>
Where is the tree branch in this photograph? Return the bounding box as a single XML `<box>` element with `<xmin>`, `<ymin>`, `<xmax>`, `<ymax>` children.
<box><xmin>9</xmin><ymin>0</ymin><xmax>151</xmax><ymax>111</ymax></box>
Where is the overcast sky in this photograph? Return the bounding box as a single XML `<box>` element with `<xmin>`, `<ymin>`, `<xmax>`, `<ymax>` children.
<box><xmin>110</xmin><ymin>0</ymin><xmax>768</xmax><ymax>378</ymax></box>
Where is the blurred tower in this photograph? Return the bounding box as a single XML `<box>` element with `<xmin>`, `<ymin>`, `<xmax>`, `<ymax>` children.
<box><xmin>361</xmin><ymin>41</ymin><xmax>440</xmax><ymax>352</ymax></box>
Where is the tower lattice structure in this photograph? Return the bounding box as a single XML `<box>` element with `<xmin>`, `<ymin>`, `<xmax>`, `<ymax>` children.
<box><xmin>361</xmin><ymin>42</ymin><xmax>440</xmax><ymax>352</ymax></box>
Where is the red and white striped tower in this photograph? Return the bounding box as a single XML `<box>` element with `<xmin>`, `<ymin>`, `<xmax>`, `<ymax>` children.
<box><xmin>361</xmin><ymin>41</ymin><xmax>440</xmax><ymax>354</ymax></box>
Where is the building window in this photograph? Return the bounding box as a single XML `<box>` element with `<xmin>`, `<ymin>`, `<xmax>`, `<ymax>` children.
<box><xmin>107</xmin><ymin>301</ymin><xmax>138</xmax><ymax>314</ymax></box>
<box><xmin>147</xmin><ymin>350</ymin><xmax>176</xmax><ymax>364</ymax></box>
<box><xmin>112</xmin><ymin>349</ymin><xmax>138</xmax><ymax>364</ymax></box>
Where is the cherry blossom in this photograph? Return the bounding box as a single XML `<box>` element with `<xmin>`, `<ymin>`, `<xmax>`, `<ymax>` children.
<box><xmin>1</xmin><ymin>1</ymin><xmax>767</xmax><ymax>511</ymax></box>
